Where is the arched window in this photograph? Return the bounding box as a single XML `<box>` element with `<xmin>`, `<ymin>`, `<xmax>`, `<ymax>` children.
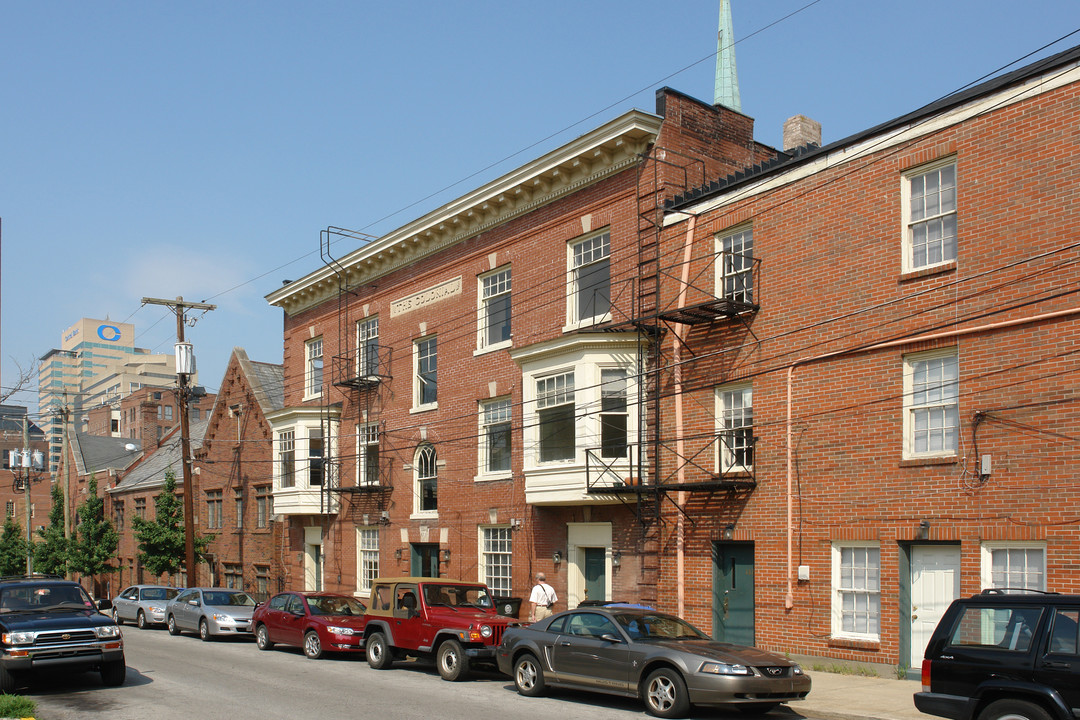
<box><xmin>415</xmin><ymin>444</ymin><xmax>437</xmax><ymax>514</ymax></box>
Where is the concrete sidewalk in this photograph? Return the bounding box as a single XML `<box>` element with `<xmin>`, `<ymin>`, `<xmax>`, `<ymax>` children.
<box><xmin>791</xmin><ymin>670</ymin><xmax>924</xmax><ymax>720</ymax></box>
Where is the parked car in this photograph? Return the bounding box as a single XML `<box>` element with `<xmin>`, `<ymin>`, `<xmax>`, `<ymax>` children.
<box><xmin>0</xmin><ymin>574</ymin><xmax>125</xmax><ymax>692</ymax></box>
<box><xmin>111</xmin><ymin>584</ymin><xmax>179</xmax><ymax>629</ymax></box>
<box><xmin>914</xmin><ymin>589</ymin><xmax>1080</xmax><ymax>720</ymax></box>
<box><xmin>497</xmin><ymin>605</ymin><xmax>810</xmax><ymax>719</ymax></box>
<box><xmin>363</xmin><ymin>576</ymin><xmax>518</xmax><ymax>680</ymax></box>
<box><xmin>165</xmin><ymin>587</ymin><xmax>257</xmax><ymax>640</ymax></box>
<box><xmin>252</xmin><ymin>591</ymin><xmax>367</xmax><ymax>659</ymax></box>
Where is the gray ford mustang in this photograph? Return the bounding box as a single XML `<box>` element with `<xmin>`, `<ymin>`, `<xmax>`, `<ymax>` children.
<box><xmin>496</xmin><ymin>605</ymin><xmax>810</xmax><ymax>719</ymax></box>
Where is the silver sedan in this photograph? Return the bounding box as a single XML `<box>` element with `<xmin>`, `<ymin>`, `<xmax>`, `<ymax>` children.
<box><xmin>165</xmin><ymin>587</ymin><xmax>257</xmax><ymax>641</ymax></box>
<box><xmin>112</xmin><ymin>584</ymin><xmax>179</xmax><ymax>628</ymax></box>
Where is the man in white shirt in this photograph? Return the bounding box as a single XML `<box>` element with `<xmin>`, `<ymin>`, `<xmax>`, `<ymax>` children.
<box><xmin>528</xmin><ymin>572</ymin><xmax>557</xmax><ymax>622</ymax></box>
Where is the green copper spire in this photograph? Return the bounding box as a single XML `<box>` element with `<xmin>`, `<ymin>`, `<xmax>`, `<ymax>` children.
<box><xmin>714</xmin><ymin>0</ymin><xmax>742</xmax><ymax>112</ymax></box>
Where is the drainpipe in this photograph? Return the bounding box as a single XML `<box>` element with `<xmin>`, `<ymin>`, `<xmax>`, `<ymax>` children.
<box><xmin>672</xmin><ymin>216</ymin><xmax>697</xmax><ymax>617</ymax></box>
<box><xmin>784</xmin><ymin>305</ymin><xmax>1080</xmax><ymax>610</ymax></box>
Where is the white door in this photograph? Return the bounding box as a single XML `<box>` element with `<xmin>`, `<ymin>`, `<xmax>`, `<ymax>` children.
<box><xmin>910</xmin><ymin>545</ymin><xmax>960</xmax><ymax>667</ymax></box>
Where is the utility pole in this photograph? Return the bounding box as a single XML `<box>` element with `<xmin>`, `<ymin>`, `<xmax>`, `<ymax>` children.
<box><xmin>141</xmin><ymin>296</ymin><xmax>215</xmax><ymax>585</ymax></box>
<box><xmin>60</xmin><ymin>393</ymin><xmax>71</xmax><ymax>579</ymax></box>
<box><xmin>22</xmin><ymin>415</ymin><xmax>31</xmax><ymax>575</ymax></box>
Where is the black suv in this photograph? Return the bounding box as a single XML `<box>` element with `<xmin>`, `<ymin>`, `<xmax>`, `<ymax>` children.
<box><xmin>0</xmin><ymin>575</ymin><xmax>125</xmax><ymax>692</ymax></box>
<box><xmin>914</xmin><ymin>590</ymin><xmax>1080</xmax><ymax>720</ymax></box>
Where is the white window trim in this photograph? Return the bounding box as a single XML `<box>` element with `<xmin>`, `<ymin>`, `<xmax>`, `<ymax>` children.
<box><xmin>304</xmin><ymin>337</ymin><xmax>324</xmax><ymax>401</ymax></box>
<box><xmin>563</xmin><ymin>230</ymin><xmax>612</xmax><ymax>332</ymax></box>
<box><xmin>902</xmin><ymin>348</ymin><xmax>960</xmax><ymax>460</ymax></box>
<box><xmin>476</xmin><ymin>266</ymin><xmax>513</xmax><ymax>356</ymax></box>
<box><xmin>476</xmin><ymin>397</ymin><xmax>513</xmax><ymax>482</ymax></box>
<box><xmin>268</xmin><ymin>407</ymin><xmax>339</xmax><ymax>515</ymax></box>
<box><xmin>831</xmin><ymin>541</ymin><xmax>882</xmax><ymax>642</ymax></box>
<box><xmin>412</xmin><ymin>444</ymin><xmax>439</xmax><ymax>519</ymax></box>
<box><xmin>356</xmin><ymin>527</ymin><xmax>380</xmax><ymax>597</ymax></box>
<box><xmin>411</xmin><ymin>335</ymin><xmax>438</xmax><ymax>413</ymax></box>
<box><xmin>356</xmin><ymin>422</ymin><xmax>380</xmax><ymax>487</ymax></box>
<box><xmin>478</xmin><ymin>524</ymin><xmax>514</xmax><ymax>593</ymax></box>
<box><xmin>980</xmin><ymin>542</ymin><xmax>1047</xmax><ymax>592</ymax></box>
<box><xmin>714</xmin><ymin>381</ymin><xmax>753</xmax><ymax>474</ymax></box>
<box><xmin>900</xmin><ymin>157</ymin><xmax>958</xmax><ymax>273</ymax></box>
<box><xmin>713</xmin><ymin>223</ymin><xmax>753</xmax><ymax>301</ymax></box>
<box><xmin>356</xmin><ymin>316</ymin><xmax>380</xmax><ymax>379</ymax></box>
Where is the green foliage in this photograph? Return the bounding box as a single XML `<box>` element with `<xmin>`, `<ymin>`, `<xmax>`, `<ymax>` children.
<box><xmin>0</xmin><ymin>692</ymin><xmax>35</xmax><ymax>718</ymax></box>
<box><xmin>0</xmin><ymin>519</ymin><xmax>28</xmax><ymax>576</ymax></box>
<box><xmin>34</xmin><ymin>482</ymin><xmax>68</xmax><ymax>575</ymax></box>
<box><xmin>67</xmin><ymin>475</ymin><xmax>118</xmax><ymax>581</ymax></box>
<box><xmin>131</xmin><ymin>470</ymin><xmax>213</xmax><ymax>578</ymax></box>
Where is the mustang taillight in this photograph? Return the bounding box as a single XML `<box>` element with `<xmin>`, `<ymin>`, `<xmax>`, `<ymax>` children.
<box><xmin>921</xmin><ymin>659</ymin><xmax>932</xmax><ymax>692</ymax></box>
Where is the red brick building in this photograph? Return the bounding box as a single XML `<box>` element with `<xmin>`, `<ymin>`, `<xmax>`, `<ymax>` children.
<box><xmin>655</xmin><ymin>45</ymin><xmax>1080</xmax><ymax>671</ymax></box>
<box><xmin>84</xmin><ymin>385</ymin><xmax>216</xmax><ymax>449</ymax></box>
<box><xmin>105</xmin><ymin>348</ymin><xmax>284</xmax><ymax>598</ymax></box>
<box><xmin>264</xmin><ymin>89</ymin><xmax>774</xmax><ymax>609</ymax></box>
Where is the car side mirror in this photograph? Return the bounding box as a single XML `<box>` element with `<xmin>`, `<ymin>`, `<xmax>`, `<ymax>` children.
<box><xmin>599</xmin><ymin>633</ymin><xmax>623</xmax><ymax>644</ymax></box>
<box><xmin>96</xmin><ymin>599</ymin><xmax>113</xmax><ymax>611</ymax></box>
<box><xmin>189</xmin><ymin>600</ymin><xmax>199</xmax><ymax>606</ymax></box>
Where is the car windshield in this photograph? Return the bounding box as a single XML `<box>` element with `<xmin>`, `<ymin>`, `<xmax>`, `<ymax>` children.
<box><xmin>422</xmin><ymin>584</ymin><xmax>493</xmax><ymax>609</ymax></box>
<box><xmin>203</xmin><ymin>591</ymin><xmax>256</xmax><ymax>607</ymax></box>
<box><xmin>141</xmin><ymin>588</ymin><xmax>178</xmax><ymax>601</ymax></box>
<box><xmin>1</xmin><ymin>584</ymin><xmax>93</xmax><ymax>612</ymax></box>
<box><xmin>613</xmin><ymin>612</ymin><xmax>708</xmax><ymax>640</ymax></box>
<box><xmin>307</xmin><ymin>596</ymin><xmax>365</xmax><ymax>616</ymax></box>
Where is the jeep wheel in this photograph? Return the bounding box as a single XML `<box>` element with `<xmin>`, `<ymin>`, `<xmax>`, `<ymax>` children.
<box><xmin>978</xmin><ymin>700</ymin><xmax>1052</xmax><ymax>720</ymax></box>
<box><xmin>513</xmin><ymin>652</ymin><xmax>546</xmax><ymax>697</ymax></box>
<box><xmin>112</xmin><ymin>608</ymin><xmax>124</xmax><ymax>626</ymax></box>
<box><xmin>303</xmin><ymin>631</ymin><xmax>324</xmax><ymax>659</ymax></box>
<box><xmin>136</xmin><ymin>610</ymin><xmax>148</xmax><ymax>629</ymax></box>
<box><xmin>643</xmin><ymin>667</ymin><xmax>691</xmax><ymax>719</ymax></box>
<box><xmin>0</xmin><ymin>665</ymin><xmax>17</xmax><ymax>694</ymax></box>
<box><xmin>199</xmin><ymin>618</ymin><xmax>213</xmax><ymax>641</ymax></box>
<box><xmin>436</xmin><ymin>639</ymin><xmax>470</xmax><ymax>681</ymax></box>
<box><xmin>366</xmin><ymin>632</ymin><xmax>392</xmax><ymax>669</ymax></box>
<box><xmin>100</xmin><ymin>660</ymin><xmax>126</xmax><ymax>687</ymax></box>
<box><xmin>167</xmin><ymin>615</ymin><xmax>181</xmax><ymax>636</ymax></box>
<box><xmin>255</xmin><ymin>624</ymin><xmax>274</xmax><ymax>650</ymax></box>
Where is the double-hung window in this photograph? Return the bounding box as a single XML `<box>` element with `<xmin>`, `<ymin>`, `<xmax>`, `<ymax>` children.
<box><xmin>306</xmin><ymin>338</ymin><xmax>324</xmax><ymax>398</ymax></box>
<box><xmin>905</xmin><ymin>161</ymin><xmax>957</xmax><ymax>271</ymax></box>
<box><xmin>717</xmin><ymin>226</ymin><xmax>754</xmax><ymax>303</ymax></box>
<box><xmin>833</xmin><ymin>544</ymin><xmax>880</xmax><ymax>639</ymax></box>
<box><xmin>480</xmin><ymin>397</ymin><xmax>512</xmax><ymax>475</ymax></box>
<box><xmin>234</xmin><ymin>488</ymin><xmax>243</xmax><ymax>529</ymax></box>
<box><xmin>717</xmin><ymin>383</ymin><xmax>753</xmax><ymax>473</ymax></box>
<box><xmin>904</xmin><ymin>350</ymin><xmax>959</xmax><ymax>458</ymax></box>
<box><xmin>357</xmin><ymin>317</ymin><xmax>379</xmax><ymax>378</ymax></box>
<box><xmin>481</xmin><ymin>526</ymin><xmax>513</xmax><ymax>595</ymax></box>
<box><xmin>358</xmin><ymin>423</ymin><xmax>380</xmax><ymax>486</ymax></box>
<box><xmin>537</xmin><ymin>372</ymin><xmax>575</xmax><ymax>462</ymax></box>
<box><xmin>255</xmin><ymin>486</ymin><xmax>272</xmax><ymax>528</ymax></box>
<box><xmin>569</xmin><ymin>232</ymin><xmax>611</xmax><ymax>325</ymax></box>
<box><xmin>480</xmin><ymin>267</ymin><xmax>512</xmax><ymax>349</ymax></box>
<box><xmin>415</xmin><ymin>444</ymin><xmax>438</xmax><ymax>515</ymax></box>
<box><xmin>599</xmin><ymin>369</ymin><xmax>628</xmax><ymax>458</ymax></box>
<box><xmin>308</xmin><ymin>427</ymin><xmax>324</xmax><ymax>486</ymax></box>
<box><xmin>357</xmin><ymin>528</ymin><xmax>379</xmax><ymax>594</ymax></box>
<box><xmin>414</xmin><ymin>336</ymin><xmax>437</xmax><ymax>409</ymax></box>
<box><xmin>278</xmin><ymin>430</ymin><xmax>296</xmax><ymax>488</ymax></box>
<box><xmin>982</xmin><ymin>544</ymin><xmax>1046</xmax><ymax>591</ymax></box>
<box><xmin>206</xmin><ymin>491</ymin><xmax>222</xmax><ymax>529</ymax></box>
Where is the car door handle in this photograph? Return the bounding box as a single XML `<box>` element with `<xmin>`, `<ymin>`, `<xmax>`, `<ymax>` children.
<box><xmin>1043</xmin><ymin>661</ymin><xmax>1071</xmax><ymax>670</ymax></box>
<box><xmin>559</xmin><ymin>641</ymin><xmax>572</xmax><ymax>646</ymax></box>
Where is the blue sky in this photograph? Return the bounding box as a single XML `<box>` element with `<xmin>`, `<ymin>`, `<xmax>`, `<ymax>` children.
<box><xmin>3</xmin><ymin>0</ymin><xmax>1078</xmax><ymax>418</ymax></box>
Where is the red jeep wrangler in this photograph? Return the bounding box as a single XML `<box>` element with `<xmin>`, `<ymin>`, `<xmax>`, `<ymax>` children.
<box><xmin>363</xmin><ymin>577</ymin><xmax>518</xmax><ymax>681</ymax></box>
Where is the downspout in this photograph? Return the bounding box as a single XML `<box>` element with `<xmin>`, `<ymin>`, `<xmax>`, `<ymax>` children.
<box><xmin>784</xmin><ymin>305</ymin><xmax>1080</xmax><ymax>610</ymax></box>
<box><xmin>673</xmin><ymin>215</ymin><xmax>697</xmax><ymax>618</ymax></box>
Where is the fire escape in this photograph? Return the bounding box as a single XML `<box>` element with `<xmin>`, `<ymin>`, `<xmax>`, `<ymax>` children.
<box><xmin>585</xmin><ymin>147</ymin><xmax>761</xmax><ymax>537</ymax></box>
<box><xmin>318</xmin><ymin>227</ymin><xmax>394</xmax><ymax>520</ymax></box>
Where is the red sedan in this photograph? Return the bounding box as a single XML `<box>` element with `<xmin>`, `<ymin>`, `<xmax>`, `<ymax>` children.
<box><xmin>252</xmin><ymin>592</ymin><xmax>367</xmax><ymax>659</ymax></box>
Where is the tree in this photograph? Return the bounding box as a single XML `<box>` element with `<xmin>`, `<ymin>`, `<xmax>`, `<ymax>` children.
<box><xmin>34</xmin><ymin>482</ymin><xmax>68</xmax><ymax>576</ymax></box>
<box><xmin>67</xmin><ymin>475</ymin><xmax>118</xmax><ymax>591</ymax></box>
<box><xmin>131</xmin><ymin>470</ymin><xmax>213</xmax><ymax>579</ymax></box>
<box><xmin>0</xmin><ymin>519</ymin><xmax>29</xmax><ymax>576</ymax></box>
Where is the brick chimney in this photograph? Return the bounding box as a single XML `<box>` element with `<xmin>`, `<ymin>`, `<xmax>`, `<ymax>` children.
<box><xmin>783</xmin><ymin>115</ymin><xmax>822</xmax><ymax>151</ymax></box>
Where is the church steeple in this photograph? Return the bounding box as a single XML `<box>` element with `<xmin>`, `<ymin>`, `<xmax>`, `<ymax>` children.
<box><xmin>713</xmin><ymin>0</ymin><xmax>742</xmax><ymax>112</ymax></box>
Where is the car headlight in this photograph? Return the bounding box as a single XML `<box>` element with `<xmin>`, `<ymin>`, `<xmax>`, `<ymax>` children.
<box><xmin>792</xmin><ymin>664</ymin><xmax>803</xmax><ymax>675</ymax></box>
<box><xmin>326</xmin><ymin>626</ymin><xmax>356</xmax><ymax>636</ymax></box>
<box><xmin>211</xmin><ymin>614</ymin><xmax>233</xmax><ymax>623</ymax></box>
<box><xmin>699</xmin><ymin>661</ymin><xmax>751</xmax><ymax>675</ymax></box>
<box><xmin>148</xmin><ymin>605</ymin><xmax>164</xmax><ymax>613</ymax></box>
<box><xmin>2</xmin><ymin>631</ymin><xmax>35</xmax><ymax>645</ymax></box>
<box><xmin>479</xmin><ymin>625</ymin><xmax>492</xmax><ymax>638</ymax></box>
<box><xmin>95</xmin><ymin>626</ymin><xmax>122</xmax><ymax>640</ymax></box>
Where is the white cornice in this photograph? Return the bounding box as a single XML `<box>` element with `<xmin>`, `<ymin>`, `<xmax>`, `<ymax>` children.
<box><xmin>508</xmin><ymin>332</ymin><xmax>643</xmax><ymax>367</ymax></box>
<box><xmin>267</xmin><ymin>110</ymin><xmax>662</xmax><ymax>316</ymax></box>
